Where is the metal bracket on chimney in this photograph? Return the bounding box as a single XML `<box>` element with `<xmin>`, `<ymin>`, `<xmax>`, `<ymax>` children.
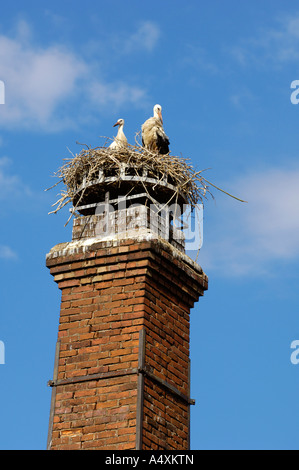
<box><xmin>138</xmin><ymin>364</ymin><xmax>196</xmax><ymax>406</ymax></box>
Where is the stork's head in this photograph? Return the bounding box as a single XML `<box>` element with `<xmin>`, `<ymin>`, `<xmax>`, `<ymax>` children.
<box><xmin>153</xmin><ymin>104</ymin><xmax>163</xmax><ymax>124</ymax></box>
<box><xmin>113</xmin><ymin>118</ymin><xmax>124</xmax><ymax>127</ymax></box>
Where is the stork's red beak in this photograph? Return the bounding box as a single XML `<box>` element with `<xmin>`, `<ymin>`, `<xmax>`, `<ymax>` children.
<box><xmin>113</xmin><ymin>122</ymin><xmax>119</xmax><ymax>127</ymax></box>
<box><xmin>158</xmin><ymin>111</ymin><xmax>163</xmax><ymax>125</ymax></box>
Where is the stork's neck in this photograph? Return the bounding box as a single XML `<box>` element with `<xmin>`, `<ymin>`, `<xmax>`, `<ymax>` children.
<box><xmin>117</xmin><ymin>124</ymin><xmax>124</xmax><ymax>135</ymax></box>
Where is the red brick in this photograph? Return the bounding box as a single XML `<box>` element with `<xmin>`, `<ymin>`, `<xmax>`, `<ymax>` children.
<box><xmin>47</xmin><ymin>235</ymin><xmax>207</xmax><ymax>450</ymax></box>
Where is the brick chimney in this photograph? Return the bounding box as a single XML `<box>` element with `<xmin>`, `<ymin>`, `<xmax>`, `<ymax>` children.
<box><xmin>46</xmin><ymin>161</ymin><xmax>208</xmax><ymax>450</ymax></box>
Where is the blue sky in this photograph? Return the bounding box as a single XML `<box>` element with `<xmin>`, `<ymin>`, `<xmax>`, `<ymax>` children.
<box><xmin>0</xmin><ymin>0</ymin><xmax>299</xmax><ymax>450</ymax></box>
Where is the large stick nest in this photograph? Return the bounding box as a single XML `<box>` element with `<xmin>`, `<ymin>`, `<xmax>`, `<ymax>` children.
<box><xmin>47</xmin><ymin>138</ymin><xmax>245</xmax><ymax>226</ymax></box>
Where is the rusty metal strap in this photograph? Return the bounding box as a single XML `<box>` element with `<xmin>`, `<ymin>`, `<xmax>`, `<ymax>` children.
<box><xmin>47</xmin><ymin>340</ymin><xmax>61</xmax><ymax>450</ymax></box>
<box><xmin>136</xmin><ymin>329</ymin><xmax>146</xmax><ymax>450</ymax></box>
<box><xmin>139</xmin><ymin>365</ymin><xmax>195</xmax><ymax>406</ymax></box>
<box><xmin>48</xmin><ymin>367</ymin><xmax>138</xmax><ymax>388</ymax></box>
<box><xmin>48</xmin><ymin>366</ymin><xmax>195</xmax><ymax>407</ymax></box>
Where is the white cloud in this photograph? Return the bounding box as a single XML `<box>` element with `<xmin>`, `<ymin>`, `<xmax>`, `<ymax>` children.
<box><xmin>231</xmin><ymin>13</ymin><xmax>299</xmax><ymax>66</ymax></box>
<box><xmin>123</xmin><ymin>21</ymin><xmax>161</xmax><ymax>53</ymax></box>
<box><xmin>0</xmin><ymin>245</ymin><xmax>18</xmax><ymax>260</ymax></box>
<box><xmin>199</xmin><ymin>165</ymin><xmax>299</xmax><ymax>276</ymax></box>
<box><xmin>238</xmin><ymin>169</ymin><xmax>299</xmax><ymax>258</ymax></box>
<box><xmin>0</xmin><ymin>20</ymin><xmax>149</xmax><ymax>131</ymax></box>
<box><xmin>0</xmin><ymin>33</ymin><xmax>87</xmax><ymax>128</ymax></box>
<box><xmin>0</xmin><ymin>157</ymin><xmax>32</xmax><ymax>200</ymax></box>
<box><xmin>89</xmin><ymin>81</ymin><xmax>147</xmax><ymax>109</ymax></box>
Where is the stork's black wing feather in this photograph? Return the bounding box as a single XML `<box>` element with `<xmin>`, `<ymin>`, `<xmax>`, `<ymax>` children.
<box><xmin>156</xmin><ymin>129</ymin><xmax>170</xmax><ymax>154</ymax></box>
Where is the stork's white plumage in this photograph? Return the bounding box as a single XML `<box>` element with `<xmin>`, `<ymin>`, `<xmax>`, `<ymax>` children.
<box><xmin>109</xmin><ymin>119</ymin><xmax>127</xmax><ymax>150</ymax></box>
<box><xmin>141</xmin><ymin>104</ymin><xmax>170</xmax><ymax>154</ymax></box>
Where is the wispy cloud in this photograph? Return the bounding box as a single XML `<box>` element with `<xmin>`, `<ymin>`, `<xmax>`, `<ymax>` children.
<box><xmin>0</xmin><ymin>156</ymin><xmax>32</xmax><ymax>200</ymax></box>
<box><xmin>199</xmin><ymin>165</ymin><xmax>299</xmax><ymax>276</ymax></box>
<box><xmin>0</xmin><ymin>245</ymin><xmax>18</xmax><ymax>260</ymax></box>
<box><xmin>231</xmin><ymin>13</ymin><xmax>299</xmax><ymax>66</ymax></box>
<box><xmin>181</xmin><ymin>44</ymin><xmax>219</xmax><ymax>74</ymax></box>
<box><xmin>229</xmin><ymin>87</ymin><xmax>257</xmax><ymax>109</ymax></box>
<box><xmin>89</xmin><ymin>81</ymin><xmax>147</xmax><ymax>110</ymax></box>
<box><xmin>122</xmin><ymin>21</ymin><xmax>161</xmax><ymax>53</ymax></box>
<box><xmin>0</xmin><ymin>20</ymin><xmax>150</xmax><ymax>131</ymax></box>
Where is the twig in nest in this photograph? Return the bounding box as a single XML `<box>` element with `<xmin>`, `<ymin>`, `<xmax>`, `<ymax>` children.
<box><xmin>46</xmin><ymin>139</ymin><xmax>246</xmax><ymax>226</ymax></box>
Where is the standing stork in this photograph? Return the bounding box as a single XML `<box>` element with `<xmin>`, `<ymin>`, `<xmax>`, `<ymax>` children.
<box><xmin>109</xmin><ymin>118</ymin><xmax>127</xmax><ymax>150</ymax></box>
<box><xmin>141</xmin><ymin>104</ymin><xmax>170</xmax><ymax>154</ymax></box>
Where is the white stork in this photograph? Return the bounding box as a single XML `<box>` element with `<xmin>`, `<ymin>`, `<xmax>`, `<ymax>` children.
<box><xmin>141</xmin><ymin>104</ymin><xmax>170</xmax><ymax>154</ymax></box>
<box><xmin>109</xmin><ymin>118</ymin><xmax>127</xmax><ymax>150</ymax></box>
